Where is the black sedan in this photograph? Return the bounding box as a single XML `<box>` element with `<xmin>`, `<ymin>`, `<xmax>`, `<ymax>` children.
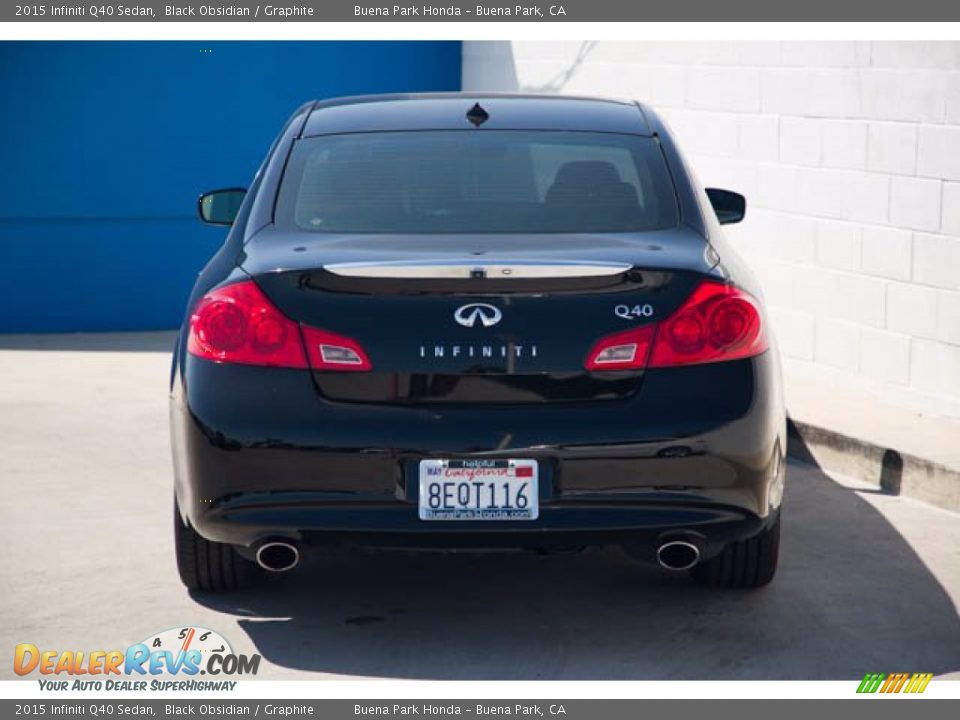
<box><xmin>171</xmin><ymin>93</ymin><xmax>785</xmax><ymax>592</ymax></box>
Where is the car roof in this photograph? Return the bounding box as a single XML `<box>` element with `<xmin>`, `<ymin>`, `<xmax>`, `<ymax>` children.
<box><xmin>301</xmin><ymin>93</ymin><xmax>654</xmax><ymax>137</ymax></box>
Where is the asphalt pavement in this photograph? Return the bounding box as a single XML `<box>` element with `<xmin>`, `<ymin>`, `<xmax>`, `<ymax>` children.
<box><xmin>1</xmin><ymin>333</ymin><xmax>958</xmax><ymax>680</ymax></box>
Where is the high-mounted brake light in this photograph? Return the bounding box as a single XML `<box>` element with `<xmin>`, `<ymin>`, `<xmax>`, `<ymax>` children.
<box><xmin>187</xmin><ymin>280</ymin><xmax>372</xmax><ymax>371</ymax></box>
<box><xmin>584</xmin><ymin>281</ymin><xmax>767</xmax><ymax>371</ymax></box>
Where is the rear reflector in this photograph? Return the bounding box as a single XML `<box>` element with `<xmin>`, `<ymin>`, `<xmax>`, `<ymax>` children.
<box><xmin>585</xmin><ymin>281</ymin><xmax>768</xmax><ymax>371</ymax></box>
<box><xmin>187</xmin><ymin>280</ymin><xmax>372</xmax><ymax>371</ymax></box>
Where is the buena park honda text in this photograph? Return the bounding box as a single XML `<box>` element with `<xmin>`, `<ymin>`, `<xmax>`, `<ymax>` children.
<box><xmin>170</xmin><ymin>93</ymin><xmax>786</xmax><ymax>592</ymax></box>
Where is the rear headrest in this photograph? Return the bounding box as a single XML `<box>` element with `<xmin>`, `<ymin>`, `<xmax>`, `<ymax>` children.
<box><xmin>545</xmin><ymin>160</ymin><xmax>639</xmax><ymax>209</ymax></box>
<box><xmin>299</xmin><ymin>160</ymin><xmax>403</xmax><ymax>212</ymax></box>
<box><xmin>552</xmin><ymin>161</ymin><xmax>622</xmax><ymax>187</ymax></box>
<box><xmin>321</xmin><ymin>162</ymin><xmax>399</xmax><ymax>199</ymax></box>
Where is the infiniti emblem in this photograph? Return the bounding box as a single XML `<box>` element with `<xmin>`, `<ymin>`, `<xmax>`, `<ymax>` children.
<box><xmin>454</xmin><ymin>303</ymin><xmax>502</xmax><ymax>328</ymax></box>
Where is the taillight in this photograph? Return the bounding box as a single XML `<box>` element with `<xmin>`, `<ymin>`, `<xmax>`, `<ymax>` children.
<box><xmin>584</xmin><ymin>281</ymin><xmax>767</xmax><ymax>371</ymax></box>
<box><xmin>649</xmin><ymin>281</ymin><xmax>767</xmax><ymax>367</ymax></box>
<box><xmin>188</xmin><ymin>280</ymin><xmax>308</xmax><ymax>368</ymax></box>
<box><xmin>585</xmin><ymin>325</ymin><xmax>656</xmax><ymax>371</ymax></box>
<box><xmin>301</xmin><ymin>326</ymin><xmax>372</xmax><ymax>372</ymax></box>
<box><xmin>187</xmin><ymin>280</ymin><xmax>372</xmax><ymax>371</ymax></box>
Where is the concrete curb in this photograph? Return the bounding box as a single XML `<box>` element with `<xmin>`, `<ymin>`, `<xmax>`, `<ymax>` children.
<box><xmin>787</xmin><ymin>418</ymin><xmax>960</xmax><ymax>513</ymax></box>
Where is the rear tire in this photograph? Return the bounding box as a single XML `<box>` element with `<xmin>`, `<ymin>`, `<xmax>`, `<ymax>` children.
<box><xmin>174</xmin><ymin>501</ymin><xmax>260</xmax><ymax>591</ymax></box>
<box><xmin>691</xmin><ymin>513</ymin><xmax>781</xmax><ymax>589</ymax></box>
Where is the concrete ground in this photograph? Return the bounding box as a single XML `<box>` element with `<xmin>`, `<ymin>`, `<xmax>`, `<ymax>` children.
<box><xmin>1</xmin><ymin>333</ymin><xmax>958</xmax><ymax>680</ymax></box>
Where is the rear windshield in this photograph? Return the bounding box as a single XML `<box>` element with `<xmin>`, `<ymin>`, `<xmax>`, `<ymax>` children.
<box><xmin>275</xmin><ymin>131</ymin><xmax>679</xmax><ymax>234</ymax></box>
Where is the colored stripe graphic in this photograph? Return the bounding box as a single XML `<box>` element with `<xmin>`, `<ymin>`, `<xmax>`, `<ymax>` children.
<box><xmin>857</xmin><ymin>672</ymin><xmax>932</xmax><ymax>694</ymax></box>
<box><xmin>857</xmin><ymin>673</ymin><xmax>885</xmax><ymax>693</ymax></box>
<box><xmin>892</xmin><ymin>673</ymin><xmax>910</xmax><ymax>693</ymax></box>
<box><xmin>907</xmin><ymin>673</ymin><xmax>934</xmax><ymax>693</ymax></box>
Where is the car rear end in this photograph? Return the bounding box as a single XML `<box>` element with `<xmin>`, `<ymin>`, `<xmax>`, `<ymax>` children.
<box><xmin>171</xmin><ymin>96</ymin><xmax>786</xmax><ymax>590</ymax></box>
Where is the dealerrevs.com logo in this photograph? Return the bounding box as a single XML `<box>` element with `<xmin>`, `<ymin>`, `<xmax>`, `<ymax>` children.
<box><xmin>14</xmin><ymin>626</ymin><xmax>260</xmax><ymax>691</ymax></box>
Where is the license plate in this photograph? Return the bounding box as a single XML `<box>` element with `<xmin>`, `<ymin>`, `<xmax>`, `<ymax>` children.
<box><xmin>418</xmin><ymin>459</ymin><xmax>539</xmax><ymax>521</ymax></box>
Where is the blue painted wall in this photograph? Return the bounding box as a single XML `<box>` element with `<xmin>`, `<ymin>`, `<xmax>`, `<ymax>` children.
<box><xmin>0</xmin><ymin>41</ymin><xmax>461</xmax><ymax>332</ymax></box>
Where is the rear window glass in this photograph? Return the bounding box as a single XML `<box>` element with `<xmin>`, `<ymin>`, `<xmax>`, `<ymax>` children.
<box><xmin>275</xmin><ymin>131</ymin><xmax>678</xmax><ymax>234</ymax></box>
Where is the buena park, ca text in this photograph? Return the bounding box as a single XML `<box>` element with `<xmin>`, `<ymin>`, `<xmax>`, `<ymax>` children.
<box><xmin>356</xmin><ymin>706</ymin><xmax>566</xmax><ymax>716</ymax></box>
<box><xmin>356</xmin><ymin>5</ymin><xmax>566</xmax><ymax>16</ymax></box>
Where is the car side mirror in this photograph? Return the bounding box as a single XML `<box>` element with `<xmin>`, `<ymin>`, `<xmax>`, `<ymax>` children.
<box><xmin>198</xmin><ymin>188</ymin><xmax>246</xmax><ymax>226</ymax></box>
<box><xmin>705</xmin><ymin>188</ymin><xmax>746</xmax><ymax>225</ymax></box>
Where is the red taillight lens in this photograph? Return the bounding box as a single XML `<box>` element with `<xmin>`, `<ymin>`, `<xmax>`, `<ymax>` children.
<box><xmin>584</xmin><ymin>281</ymin><xmax>767</xmax><ymax>372</ymax></box>
<box><xmin>188</xmin><ymin>280</ymin><xmax>308</xmax><ymax>368</ymax></box>
<box><xmin>301</xmin><ymin>326</ymin><xmax>372</xmax><ymax>372</ymax></box>
<box><xmin>585</xmin><ymin>325</ymin><xmax>656</xmax><ymax>371</ymax></box>
<box><xmin>648</xmin><ymin>281</ymin><xmax>767</xmax><ymax>368</ymax></box>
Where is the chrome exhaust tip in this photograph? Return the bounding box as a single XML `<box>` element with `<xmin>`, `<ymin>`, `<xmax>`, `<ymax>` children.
<box><xmin>255</xmin><ymin>541</ymin><xmax>300</xmax><ymax>573</ymax></box>
<box><xmin>656</xmin><ymin>540</ymin><xmax>701</xmax><ymax>571</ymax></box>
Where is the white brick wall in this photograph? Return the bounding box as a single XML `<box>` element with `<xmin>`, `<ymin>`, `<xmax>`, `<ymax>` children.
<box><xmin>463</xmin><ymin>41</ymin><xmax>960</xmax><ymax>419</ymax></box>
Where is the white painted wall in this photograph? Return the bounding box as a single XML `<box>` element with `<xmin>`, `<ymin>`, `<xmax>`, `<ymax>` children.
<box><xmin>463</xmin><ymin>41</ymin><xmax>960</xmax><ymax>419</ymax></box>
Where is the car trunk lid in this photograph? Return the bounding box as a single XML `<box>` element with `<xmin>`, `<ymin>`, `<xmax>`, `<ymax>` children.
<box><xmin>243</xmin><ymin>228</ymin><xmax>716</xmax><ymax>403</ymax></box>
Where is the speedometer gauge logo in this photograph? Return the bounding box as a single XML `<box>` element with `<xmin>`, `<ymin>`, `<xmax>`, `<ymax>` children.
<box><xmin>141</xmin><ymin>626</ymin><xmax>232</xmax><ymax>666</ymax></box>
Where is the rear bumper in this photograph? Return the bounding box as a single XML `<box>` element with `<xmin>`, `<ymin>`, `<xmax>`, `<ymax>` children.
<box><xmin>170</xmin><ymin>353</ymin><xmax>786</xmax><ymax>554</ymax></box>
<box><xmin>196</xmin><ymin>497</ymin><xmax>767</xmax><ymax>562</ymax></box>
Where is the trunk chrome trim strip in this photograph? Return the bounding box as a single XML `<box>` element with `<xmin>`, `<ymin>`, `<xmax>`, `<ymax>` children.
<box><xmin>323</xmin><ymin>261</ymin><xmax>632</xmax><ymax>279</ymax></box>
